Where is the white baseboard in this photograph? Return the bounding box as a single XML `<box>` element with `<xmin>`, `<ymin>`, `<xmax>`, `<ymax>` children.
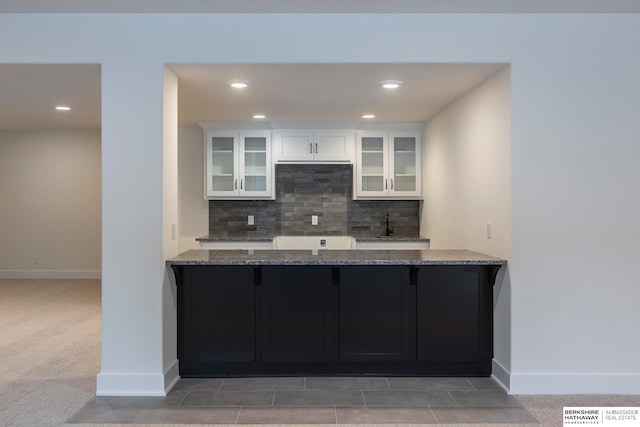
<box><xmin>164</xmin><ymin>359</ymin><xmax>180</xmax><ymax>394</ymax></box>
<box><xmin>492</xmin><ymin>358</ymin><xmax>511</xmax><ymax>392</ymax></box>
<box><xmin>96</xmin><ymin>361</ymin><xmax>181</xmax><ymax>396</ymax></box>
<box><xmin>97</xmin><ymin>371</ymin><xmax>169</xmax><ymax>396</ymax></box>
<box><xmin>0</xmin><ymin>270</ymin><xmax>101</xmax><ymax>279</ymax></box>
<box><xmin>509</xmin><ymin>373</ymin><xmax>640</xmax><ymax>394</ymax></box>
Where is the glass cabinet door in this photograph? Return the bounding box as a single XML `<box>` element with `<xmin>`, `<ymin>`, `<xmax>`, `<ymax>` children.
<box><xmin>356</xmin><ymin>132</ymin><xmax>389</xmax><ymax>197</ymax></box>
<box><xmin>207</xmin><ymin>134</ymin><xmax>237</xmax><ymax>195</ymax></box>
<box><xmin>241</xmin><ymin>133</ymin><xmax>270</xmax><ymax>195</ymax></box>
<box><xmin>389</xmin><ymin>132</ymin><xmax>421</xmax><ymax>197</ymax></box>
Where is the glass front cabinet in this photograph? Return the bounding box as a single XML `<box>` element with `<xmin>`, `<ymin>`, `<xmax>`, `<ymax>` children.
<box><xmin>205</xmin><ymin>131</ymin><xmax>273</xmax><ymax>199</ymax></box>
<box><xmin>355</xmin><ymin>131</ymin><xmax>421</xmax><ymax>199</ymax></box>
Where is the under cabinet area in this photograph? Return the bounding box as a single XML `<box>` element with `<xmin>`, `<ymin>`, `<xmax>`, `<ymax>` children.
<box><xmin>205</xmin><ymin>131</ymin><xmax>273</xmax><ymax>199</ymax></box>
<box><xmin>173</xmin><ymin>263</ymin><xmax>498</xmax><ymax>377</ymax></box>
<box><xmin>355</xmin><ymin>131</ymin><xmax>422</xmax><ymax>199</ymax></box>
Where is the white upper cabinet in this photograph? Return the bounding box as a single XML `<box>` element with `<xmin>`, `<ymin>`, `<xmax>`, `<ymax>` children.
<box><xmin>273</xmin><ymin>129</ymin><xmax>354</xmax><ymax>162</ymax></box>
<box><xmin>205</xmin><ymin>130</ymin><xmax>273</xmax><ymax>199</ymax></box>
<box><xmin>355</xmin><ymin>131</ymin><xmax>422</xmax><ymax>199</ymax></box>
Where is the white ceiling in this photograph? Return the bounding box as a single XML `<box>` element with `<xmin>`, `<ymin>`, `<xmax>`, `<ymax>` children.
<box><xmin>1</xmin><ymin>0</ymin><xmax>639</xmax><ymax>13</ymax></box>
<box><xmin>0</xmin><ymin>63</ymin><xmax>506</xmax><ymax>130</ymax></box>
<box><xmin>0</xmin><ymin>64</ymin><xmax>101</xmax><ymax>130</ymax></box>
<box><xmin>3</xmin><ymin>0</ymin><xmax>633</xmax><ymax>130</ymax></box>
<box><xmin>171</xmin><ymin>63</ymin><xmax>506</xmax><ymax>126</ymax></box>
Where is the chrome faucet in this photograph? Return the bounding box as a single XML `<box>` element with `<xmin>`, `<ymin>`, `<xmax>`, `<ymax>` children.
<box><xmin>385</xmin><ymin>213</ymin><xmax>394</xmax><ymax>236</ymax></box>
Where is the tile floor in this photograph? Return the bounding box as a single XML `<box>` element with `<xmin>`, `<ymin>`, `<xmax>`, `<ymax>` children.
<box><xmin>67</xmin><ymin>376</ymin><xmax>539</xmax><ymax>424</ymax></box>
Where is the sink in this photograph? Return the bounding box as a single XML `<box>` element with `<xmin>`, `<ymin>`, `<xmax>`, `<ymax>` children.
<box><xmin>272</xmin><ymin>235</ymin><xmax>355</xmax><ymax>250</ymax></box>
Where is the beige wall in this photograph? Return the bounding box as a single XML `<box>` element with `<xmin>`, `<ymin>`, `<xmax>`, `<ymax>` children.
<box><xmin>422</xmin><ymin>67</ymin><xmax>511</xmax><ymax>377</ymax></box>
<box><xmin>178</xmin><ymin>126</ymin><xmax>208</xmax><ymax>252</ymax></box>
<box><xmin>422</xmin><ymin>67</ymin><xmax>511</xmax><ymax>258</ymax></box>
<box><xmin>0</xmin><ymin>129</ymin><xmax>101</xmax><ymax>277</ymax></box>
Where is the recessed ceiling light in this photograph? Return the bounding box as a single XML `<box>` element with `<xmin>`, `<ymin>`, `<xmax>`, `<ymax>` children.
<box><xmin>362</xmin><ymin>114</ymin><xmax>375</xmax><ymax>119</ymax></box>
<box><xmin>228</xmin><ymin>80</ymin><xmax>249</xmax><ymax>89</ymax></box>
<box><xmin>380</xmin><ymin>80</ymin><xmax>403</xmax><ymax>89</ymax></box>
<box><xmin>253</xmin><ymin>114</ymin><xmax>266</xmax><ymax>119</ymax></box>
<box><xmin>55</xmin><ymin>106</ymin><xmax>71</xmax><ymax>111</ymax></box>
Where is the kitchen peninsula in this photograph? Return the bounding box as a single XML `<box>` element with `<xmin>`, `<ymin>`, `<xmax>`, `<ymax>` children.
<box><xmin>168</xmin><ymin>249</ymin><xmax>505</xmax><ymax>377</ymax></box>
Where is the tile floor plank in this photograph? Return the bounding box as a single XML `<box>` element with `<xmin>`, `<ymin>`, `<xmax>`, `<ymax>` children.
<box><xmin>450</xmin><ymin>390</ymin><xmax>522</xmax><ymax>406</ymax></box>
<box><xmin>181</xmin><ymin>390</ymin><xmax>275</xmax><ymax>407</ymax></box>
<box><xmin>431</xmin><ymin>405</ymin><xmax>540</xmax><ymax>424</ymax></box>
<box><xmin>275</xmin><ymin>390</ymin><xmax>365</xmax><ymax>406</ymax></box>
<box><xmin>337</xmin><ymin>406</ymin><xmax>438</xmax><ymax>423</ymax></box>
<box><xmin>237</xmin><ymin>406</ymin><xmax>337</xmax><ymax>424</ymax></box>
<box><xmin>363</xmin><ymin>390</ymin><xmax>457</xmax><ymax>406</ymax></box>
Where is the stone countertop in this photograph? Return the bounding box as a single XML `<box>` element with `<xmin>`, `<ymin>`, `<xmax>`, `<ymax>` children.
<box><xmin>195</xmin><ymin>235</ymin><xmax>429</xmax><ymax>242</ymax></box>
<box><xmin>196</xmin><ymin>235</ymin><xmax>274</xmax><ymax>242</ymax></box>
<box><xmin>167</xmin><ymin>249</ymin><xmax>505</xmax><ymax>266</ymax></box>
<box><xmin>354</xmin><ymin>236</ymin><xmax>430</xmax><ymax>242</ymax></box>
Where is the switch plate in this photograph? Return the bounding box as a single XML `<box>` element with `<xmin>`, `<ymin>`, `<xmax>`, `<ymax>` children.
<box><xmin>171</xmin><ymin>223</ymin><xmax>176</xmax><ymax>241</ymax></box>
<box><xmin>486</xmin><ymin>223</ymin><xmax>492</xmax><ymax>239</ymax></box>
<box><xmin>248</xmin><ymin>215</ymin><xmax>255</xmax><ymax>225</ymax></box>
<box><xmin>312</xmin><ymin>215</ymin><xmax>318</xmax><ymax>226</ymax></box>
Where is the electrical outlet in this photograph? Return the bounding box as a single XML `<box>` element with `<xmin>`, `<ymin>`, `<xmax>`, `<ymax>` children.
<box><xmin>248</xmin><ymin>215</ymin><xmax>255</xmax><ymax>225</ymax></box>
<box><xmin>171</xmin><ymin>223</ymin><xmax>176</xmax><ymax>241</ymax></box>
<box><xmin>486</xmin><ymin>223</ymin><xmax>492</xmax><ymax>239</ymax></box>
<box><xmin>312</xmin><ymin>215</ymin><xmax>318</xmax><ymax>226</ymax></box>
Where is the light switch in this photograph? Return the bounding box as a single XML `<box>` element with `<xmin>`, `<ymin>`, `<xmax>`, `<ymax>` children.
<box><xmin>171</xmin><ymin>223</ymin><xmax>176</xmax><ymax>241</ymax></box>
<box><xmin>248</xmin><ymin>215</ymin><xmax>255</xmax><ymax>225</ymax></box>
<box><xmin>486</xmin><ymin>223</ymin><xmax>492</xmax><ymax>239</ymax></box>
<box><xmin>312</xmin><ymin>215</ymin><xmax>318</xmax><ymax>226</ymax></box>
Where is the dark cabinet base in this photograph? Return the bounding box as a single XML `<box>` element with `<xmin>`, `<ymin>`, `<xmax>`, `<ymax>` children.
<box><xmin>179</xmin><ymin>361</ymin><xmax>491</xmax><ymax>377</ymax></box>
<box><xmin>173</xmin><ymin>264</ymin><xmax>499</xmax><ymax>378</ymax></box>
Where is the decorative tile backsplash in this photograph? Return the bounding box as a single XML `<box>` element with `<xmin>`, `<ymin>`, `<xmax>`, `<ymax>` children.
<box><xmin>208</xmin><ymin>164</ymin><xmax>420</xmax><ymax>238</ymax></box>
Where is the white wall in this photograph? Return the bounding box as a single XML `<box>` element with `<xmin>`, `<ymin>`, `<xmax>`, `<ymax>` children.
<box><xmin>2</xmin><ymin>13</ymin><xmax>639</xmax><ymax>395</ymax></box>
<box><xmin>178</xmin><ymin>126</ymin><xmax>208</xmax><ymax>252</ymax></box>
<box><xmin>422</xmin><ymin>67</ymin><xmax>512</xmax><ymax>382</ymax></box>
<box><xmin>0</xmin><ymin>130</ymin><xmax>101</xmax><ymax>278</ymax></box>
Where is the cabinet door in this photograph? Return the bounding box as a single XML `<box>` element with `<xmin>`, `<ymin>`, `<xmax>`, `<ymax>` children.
<box><xmin>355</xmin><ymin>132</ymin><xmax>389</xmax><ymax>198</ymax></box>
<box><xmin>339</xmin><ymin>266</ymin><xmax>415</xmax><ymax>362</ymax></box>
<box><xmin>389</xmin><ymin>132</ymin><xmax>421</xmax><ymax>198</ymax></box>
<box><xmin>205</xmin><ymin>132</ymin><xmax>239</xmax><ymax>198</ymax></box>
<box><xmin>239</xmin><ymin>131</ymin><xmax>272</xmax><ymax>198</ymax></box>
<box><xmin>261</xmin><ymin>266</ymin><xmax>333</xmax><ymax>362</ymax></box>
<box><xmin>314</xmin><ymin>130</ymin><xmax>354</xmax><ymax>161</ymax></box>
<box><xmin>273</xmin><ymin>130</ymin><xmax>314</xmax><ymax>161</ymax></box>
<box><xmin>417</xmin><ymin>266</ymin><xmax>492</xmax><ymax>363</ymax></box>
<box><xmin>179</xmin><ymin>266</ymin><xmax>255</xmax><ymax>363</ymax></box>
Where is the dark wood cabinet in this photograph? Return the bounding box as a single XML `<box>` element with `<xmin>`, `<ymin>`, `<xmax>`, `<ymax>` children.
<box><xmin>178</xmin><ymin>266</ymin><xmax>256</xmax><ymax>372</ymax></box>
<box><xmin>261</xmin><ymin>266</ymin><xmax>334</xmax><ymax>362</ymax></box>
<box><xmin>417</xmin><ymin>266</ymin><xmax>493</xmax><ymax>374</ymax></box>
<box><xmin>339</xmin><ymin>266</ymin><xmax>415</xmax><ymax>362</ymax></box>
<box><xmin>173</xmin><ymin>263</ymin><xmax>498</xmax><ymax>377</ymax></box>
